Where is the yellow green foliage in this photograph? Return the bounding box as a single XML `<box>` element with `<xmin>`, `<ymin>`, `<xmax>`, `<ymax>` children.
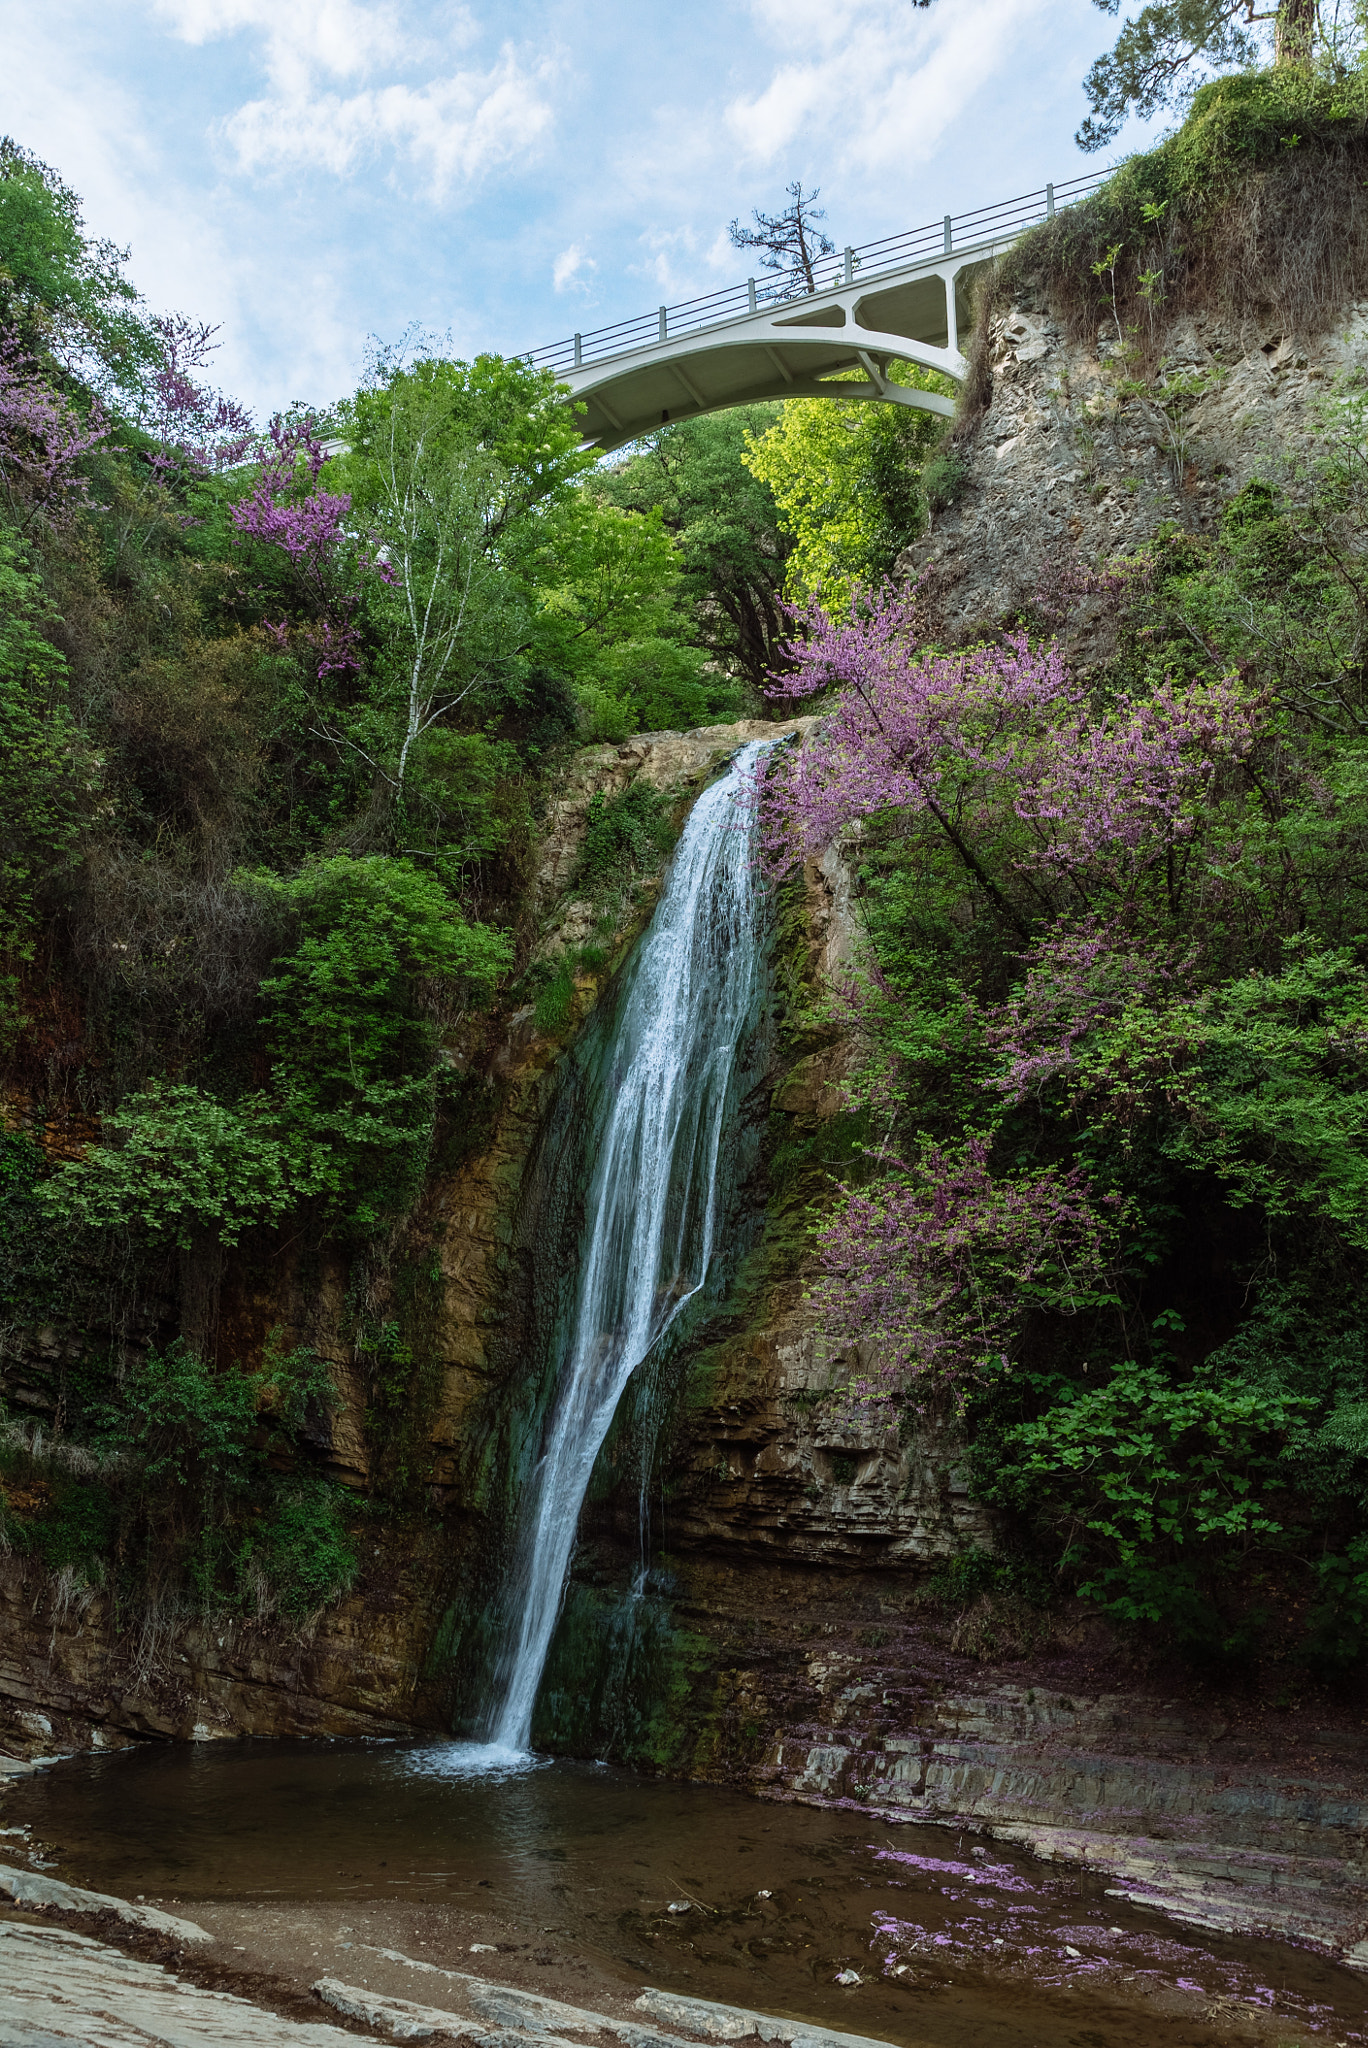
<box><xmin>741</xmin><ymin>364</ymin><xmax>952</xmax><ymax>612</ymax></box>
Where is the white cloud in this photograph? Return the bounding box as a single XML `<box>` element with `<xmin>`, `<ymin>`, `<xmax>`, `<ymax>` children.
<box><xmin>703</xmin><ymin>228</ymin><xmax>734</xmax><ymax>272</ymax></box>
<box><xmin>552</xmin><ymin>242</ymin><xmax>596</xmax><ymax>292</ymax></box>
<box><xmin>742</xmin><ymin>0</ymin><xmax>854</xmax><ymax>45</ymax></box>
<box><xmin>223</xmin><ymin>49</ymin><xmax>556</xmax><ymax>194</ymax></box>
<box><xmin>153</xmin><ymin>0</ymin><xmax>557</xmax><ymax>198</ymax></box>
<box><xmin>627</xmin><ymin>224</ymin><xmax>711</xmax><ymax>301</ymax></box>
<box><xmin>724</xmin><ymin>0</ymin><xmax>1056</xmax><ymax>177</ymax></box>
<box><xmin>0</xmin><ymin>10</ymin><xmax>233</xmax><ymax>327</ymax></box>
<box><xmin>153</xmin><ymin>0</ymin><xmax>429</xmax><ymax>79</ymax></box>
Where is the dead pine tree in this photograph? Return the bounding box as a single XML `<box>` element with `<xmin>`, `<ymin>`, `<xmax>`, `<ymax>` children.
<box><xmin>728</xmin><ymin>181</ymin><xmax>836</xmax><ymax>294</ymax></box>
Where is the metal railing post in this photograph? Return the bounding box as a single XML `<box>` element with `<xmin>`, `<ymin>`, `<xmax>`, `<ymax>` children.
<box><xmin>748</xmin><ymin>278</ymin><xmax>757</xmax><ymax>313</ymax></box>
<box><xmin>943</xmin><ymin>214</ymin><xmax>952</xmax><ymax>254</ymax></box>
<box><xmin>573</xmin><ymin>333</ymin><xmax>582</xmax><ymax>368</ymax></box>
<box><xmin>1046</xmin><ymin>182</ymin><xmax>1055</xmax><ymax>220</ymax></box>
<box><xmin>658</xmin><ymin>306</ymin><xmax>667</xmax><ymax>342</ymax></box>
<box><xmin>843</xmin><ymin>245</ymin><xmax>854</xmax><ymax>284</ymax></box>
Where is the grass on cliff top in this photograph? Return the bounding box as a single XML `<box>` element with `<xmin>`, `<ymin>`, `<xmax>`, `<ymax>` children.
<box><xmin>958</xmin><ymin>66</ymin><xmax>1368</xmax><ymax>419</ymax></box>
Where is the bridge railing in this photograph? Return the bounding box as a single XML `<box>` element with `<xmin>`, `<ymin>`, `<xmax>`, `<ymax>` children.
<box><xmin>526</xmin><ymin>170</ymin><xmax>1109</xmax><ymax>377</ymax></box>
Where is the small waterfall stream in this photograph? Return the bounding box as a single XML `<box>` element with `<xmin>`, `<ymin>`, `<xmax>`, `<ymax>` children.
<box><xmin>483</xmin><ymin>741</ymin><xmax>772</xmax><ymax>1754</ymax></box>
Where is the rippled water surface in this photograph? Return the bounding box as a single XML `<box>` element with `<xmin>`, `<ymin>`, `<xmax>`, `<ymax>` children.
<box><xmin>6</xmin><ymin>1741</ymin><xmax>1364</xmax><ymax>2048</ymax></box>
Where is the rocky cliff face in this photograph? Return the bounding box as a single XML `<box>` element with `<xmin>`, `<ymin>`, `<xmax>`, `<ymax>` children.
<box><xmin>649</xmin><ymin>827</ymin><xmax>992</xmax><ymax>1577</ymax></box>
<box><xmin>532</xmin><ymin>278</ymin><xmax>1368</xmax><ymax>1966</ymax></box>
<box><xmin>0</xmin><ymin>705</ymin><xmax>995</xmax><ymax>1755</ymax></box>
<box><xmin>904</xmin><ymin>287</ymin><xmax>1368</xmax><ymax>649</ymax></box>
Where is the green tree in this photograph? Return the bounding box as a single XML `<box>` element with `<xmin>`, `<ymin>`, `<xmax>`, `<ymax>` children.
<box><xmin>520</xmin><ymin>492</ymin><xmax>738</xmax><ymax>733</ymax></box>
<box><xmin>36</xmin><ymin>1083</ymin><xmax>297</xmax><ymax>1249</ymax></box>
<box><xmin>0</xmin><ymin>528</ymin><xmax>95</xmax><ymax>1043</ymax></box>
<box><xmin>593</xmin><ymin>408</ymin><xmax>790</xmax><ymax>692</ymax></box>
<box><xmin>43</xmin><ymin>857</ymin><xmax>511</xmax><ymax>1245</ymax></box>
<box><xmin>250</xmin><ymin>854</ymin><xmax>511</xmax><ymax>1231</ymax></box>
<box><xmin>0</xmin><ymin>138</ymin><xmax>155</xmax><ymax>392</ymax></box>
<box><xmin>586</xmin><ymin>637</ymin><xmax>740</xmax><ymax>737</ymax></box>
<box><xmin>986</xmin><ymin>1355</ymin><xmax>1309</xmax><ymax>1636</ymax></box>
<box><xmin>94</xmin><ymin>1334</ymin><xmax>353</xmax><ymax>1617</ymax></box>
<box><xmin>525</xmin><ymin>496</ymin><xmax>686</xmax><ymax>676</ymax></box>
<box><xmin>1078</xmin><ymin>0</ymin><xmax>1322</xmax><ymax>151</ymax></box>
<box><xmin>331</xmin><ymin>351</ymin><xmax>593</xmax><ymax>798</ymax></box>
<box><xmin>741</xmin><ymin>369</ymin><xmax>950</xmax><ymax>612</ymax></box>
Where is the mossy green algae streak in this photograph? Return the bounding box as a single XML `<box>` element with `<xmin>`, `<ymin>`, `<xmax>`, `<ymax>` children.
<box><xmin>485</xmin><ymin>742</ymin><xmax>773</xmax><ymax>1751</ymax></box>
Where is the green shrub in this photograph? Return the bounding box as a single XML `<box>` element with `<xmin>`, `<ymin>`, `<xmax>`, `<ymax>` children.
<box><xmin>42</xmin><ymin>856</ymin><xmax>514</xmax><ymax>1245</ymax></box>
<box><xmin>0</xmin><ymin>529</ymin><xmax>91</xmax><ymax>1043</ymax></box>
<box><xmin>122</xmin><ymin>1333</ymin><xmax>323</xmax><ymax>1475</ymax></box>
<box><xmin>254</xmin><ymin>855</ymin><xmax>511</xmax><ymax>1233</ymax></box>
<box><xmin>919</xmin><ymin>1545</ymin><xmax>1054</xmax><ymax>1611</ymax></box>
<box><xmin>402</xmin><ymin>730</ymin><xmax>519</xmax><ymax>878</ymax></box>
<box><xmin>578</xmin><ymin>686</ymin><xmax>635</xmax><ymax>745</ymax></box>
<box><xmin>573</xmin><ymin>782</ymin><xmax>674</xmax><ymax>892</ymax></box>
<box><xmin>590</xmin><ymin>637</ymin><xmax>742</xmax><ymax>734</ymax></box>
<box><xmin>1302</xmin><ymin>1537</ymin><xmax>1368</xmax><ymax>1672</ymax></box>
<box><xmin>6</xmin><ymin>1331</ymin><xmax>348</xmax><ymax>1618</ymax></box>
<box><xmin>29</xmin><ymin>1482</ymin><xmax>115</xmax><ymax>1580</ymax></box>
<box><xmin>39</xmin><ymin>1083</ymin><xmax>296</xmax><ymax>1249</ymax></box>
<box><xmin>533</xmin><ymin>958</ymin><xmax>577</xmax><ymax>1035</ymax></box>
<box><xmin>922</xmin><ymin>446</ymin><xmax>970</xmax><ymax>513</ymax></box>
<box><xmin>0</xmin><ymin>1131</ymin><xmax>63</xmax><ymax>1334</ymax></box>
<box><xmin>984</xmin><ymin>1352</ymin><xmax>1311</xmax><ymax>1637</ymax></box>
<box><xmin>238</xmin><ymin>1475</ymin><xmax>357</xmax><ymax>1619</ymax></box>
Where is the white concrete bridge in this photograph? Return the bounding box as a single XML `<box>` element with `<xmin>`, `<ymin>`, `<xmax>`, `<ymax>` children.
<box><xmin>527</xmin><ymin>174</ymin><xmax>1105</xmax><ymax>451</ymax></box>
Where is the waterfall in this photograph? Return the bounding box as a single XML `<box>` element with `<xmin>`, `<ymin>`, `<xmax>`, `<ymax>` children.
<box><xmin>483</xmin><ymin>741</ymin><xmax>772</xmax><ymax>1754</ymax></box>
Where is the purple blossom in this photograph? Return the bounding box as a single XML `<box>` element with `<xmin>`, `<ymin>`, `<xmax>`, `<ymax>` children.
<box><xmin>984</xmin><ymin>916</ymin><xmax>1200</xmax><ymax>1103</ymax></box>
<box><xmin>143</xmin><ymin>315</ymin><xmax>254</xmax><ymax>474</ymax></box>
<box><xmin>0</xmin><ymin>332</ymin><xmax>108</xmax><ymax>528</ymax></box>
<box><xmin>813</xmin><ymin>1136</ymin><xmax>1118</xmax><ymax>1407</ymax></box>
<box><xmin>760</xmin><ymin>586</ymin><xmax>1260</xmax><ymax>904</ymax></box>
<box><xmin>230</xmin><ymin>416</ymin><xmax>352</xmax><ymax>571</ymax></box>
<box><xmin>230</xmin><ymin>416</ymin><xmax>370</xmax><ymax>679</ymax></box>
<box><xmin>1009</xmin><ymin>676</ymin><xmax>1258</xmax><ymax>879</ymax></box>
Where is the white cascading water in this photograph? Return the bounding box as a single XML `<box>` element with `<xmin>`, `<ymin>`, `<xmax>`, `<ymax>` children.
<box><xmin>484</xmin><ymin>741</ymin><xmax>771</xmax><ymax>1754</ymax></box>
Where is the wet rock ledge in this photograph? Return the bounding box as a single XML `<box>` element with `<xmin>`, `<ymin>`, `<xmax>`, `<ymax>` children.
<box><xmin>756</xmin><ymin>1687</ymin><xmax>1368</xmax><ymax>1966</ymax></box>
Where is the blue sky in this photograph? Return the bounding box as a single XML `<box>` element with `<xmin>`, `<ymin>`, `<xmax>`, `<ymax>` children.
<box><xmin>2</xmin><ymin>0</ymin><xmax>1164</xmax><ymax>419</ymax></box>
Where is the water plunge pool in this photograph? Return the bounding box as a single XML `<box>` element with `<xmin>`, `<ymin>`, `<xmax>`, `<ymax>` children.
<box><xmin>2</xmin><ymin>1740</ymin><xmax>1363</xmax><ymax>2047</ymax></box>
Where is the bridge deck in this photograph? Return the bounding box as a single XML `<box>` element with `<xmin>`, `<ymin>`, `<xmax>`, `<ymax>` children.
<box><xmin>526</xmin><ymin>173</ymin><xmax>1106</xmax><ymax>452</ymax></box>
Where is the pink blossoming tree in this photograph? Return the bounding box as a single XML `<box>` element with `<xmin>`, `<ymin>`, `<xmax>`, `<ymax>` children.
<box><xmin>141</xmin><ymin>315</ymin><xmax>254</xmax><ymax>475</ymax></box>
<box><xmin>983</xmin><ymin>916</ymin><xmax>1199</xmax><ymax>1106</ymax></box>
<box><xmin>231</xmin><ymin>416</ymin><xmax>390</xmax><ymax>685</ymax></box>
<box><xmin>0</xmin><ymin>333</ymin><xmax>107</xmax><ymax>530</ymax></box>
<box><xmin>759</xmin><ymin>583</ymin><xmax>1264</xmax><ymax>1409</ymax></box>
<box><xmin>814</xmin><ymin>1137</ymin><xmax>1121</xmax><ymax>1410</ymax></box>
<box><xmin>763</xmin><ymin>586</ymin><xmax>1260</xmax><ymax>921</ymax></box>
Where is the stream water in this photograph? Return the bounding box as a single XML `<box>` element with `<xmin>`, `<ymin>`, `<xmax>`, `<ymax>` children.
<box><xmin>483</xmin><ymin>742</ymin><xmax>771</xmax><ymax>1752</ymax></box>
<box><xmin>5</xmin><ymin>1742</ymin><xmax>1364</xmax><ymax>2048</ymax></box>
